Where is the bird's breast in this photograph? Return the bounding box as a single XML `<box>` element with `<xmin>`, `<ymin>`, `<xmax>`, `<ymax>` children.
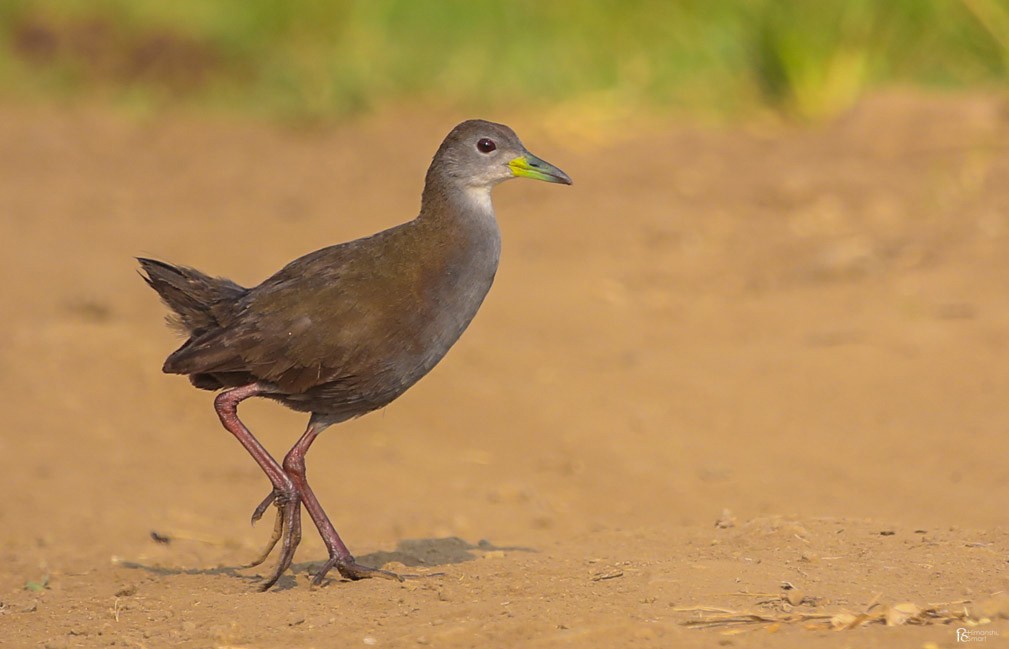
<box><xmin>392</xmin><ymin>213</ymin><xmax>501</xmax><ymax>385</ymax></box>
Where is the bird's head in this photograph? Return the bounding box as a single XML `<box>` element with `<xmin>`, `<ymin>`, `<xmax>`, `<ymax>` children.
<box><xmin>429</xmin><ymin>119</ymin><xmax>572</xmax><ymax>193</ymax></box>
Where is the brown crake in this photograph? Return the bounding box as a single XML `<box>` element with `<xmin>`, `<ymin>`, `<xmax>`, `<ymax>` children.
<box><xmin>139</xmin><ymin>120</ymin><xmax>571</xmax><ymax>590</ymax></box>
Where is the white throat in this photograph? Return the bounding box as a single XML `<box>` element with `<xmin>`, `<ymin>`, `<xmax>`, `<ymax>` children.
<box><xmin>463</xmin><ymin>185</ymin><xmax>494</xmax><ymax>216</ymax></box>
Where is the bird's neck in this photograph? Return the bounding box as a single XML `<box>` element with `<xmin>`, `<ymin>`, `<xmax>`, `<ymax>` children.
<box><xmin>419</xmin><ymin>173</ymin><xmax>497</xmax><ymax>232</ymax></box>
<box><xmin>416</xmin><ymin>172</ymin><xmax>501</xmax><ymax>279</ymax></box>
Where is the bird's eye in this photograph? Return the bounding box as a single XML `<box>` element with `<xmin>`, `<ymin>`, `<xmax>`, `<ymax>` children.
<box><xmin>476</xmin><ymin>138</ymin><xmax>496</xmax><ymax>154</ymax></box>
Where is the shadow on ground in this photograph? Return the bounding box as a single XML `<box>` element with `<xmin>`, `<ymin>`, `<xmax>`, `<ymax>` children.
<box><xmin>359</xmin><ymin>536</ymin><xmax>535</xmax><ymax>568</ymax></box>
<box><xmin>117</xmin><ymin>536</ymin><xmax>535</xmax><ymax>590</ymax></box>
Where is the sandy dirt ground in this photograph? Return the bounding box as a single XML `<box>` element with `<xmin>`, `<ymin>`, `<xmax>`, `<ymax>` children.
<box><xmin>1</xmin><ymin>92</ymin><xmax>1008</xmax><ymax>648</ymax></box>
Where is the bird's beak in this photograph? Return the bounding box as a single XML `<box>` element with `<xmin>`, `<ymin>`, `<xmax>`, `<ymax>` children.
<box><xmin>508</xmin><ymin>152</ymin><xmax>573</xmax><ymax>185</ymax></box>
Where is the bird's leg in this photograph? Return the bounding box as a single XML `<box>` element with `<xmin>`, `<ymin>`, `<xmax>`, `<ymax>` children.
<box><xmin>281</xmin><ymin>420</ymin><xmax>404</xmax><ymax>585</ymax></box>
<box><xmin>213</xmin><ymin>383</ymin><xmax>303</xmax><ymax>590</ymax></box>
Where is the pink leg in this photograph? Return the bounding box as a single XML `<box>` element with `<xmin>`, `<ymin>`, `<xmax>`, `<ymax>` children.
<box><xmin>281</xmin><ymin>422</ymin><xmax>403</xmax><ymax>584</ymax></box>
<box><xmin>213</xmin><ymin>383</ymin><xmax>303</xmax><ymax>590</ymax></box>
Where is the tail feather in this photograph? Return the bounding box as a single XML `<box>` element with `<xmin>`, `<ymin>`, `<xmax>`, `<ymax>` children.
<box><xmin>137</xmin><ymin>257</ymin><xmax>246</xmax><ymax>335</ymax></box>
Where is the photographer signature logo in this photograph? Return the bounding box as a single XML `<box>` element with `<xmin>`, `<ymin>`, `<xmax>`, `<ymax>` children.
<box><xmin>956</xmin><ymin>627</ymin><xmax>999</xmax><ymax>643</ymax></box>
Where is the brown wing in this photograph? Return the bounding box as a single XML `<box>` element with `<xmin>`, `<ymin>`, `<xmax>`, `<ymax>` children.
<box><xmin>163</xmin><ymin>221</ymin><xmax>432</xmax><ymax>396</ymax></box>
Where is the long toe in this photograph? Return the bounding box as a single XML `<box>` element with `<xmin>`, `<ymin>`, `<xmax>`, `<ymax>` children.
<box><xmin>245</xmin><ymin>504</ymin><xmax>284</xmax><ymax>568</ymax></box>
<box><xmin>310</xmin><ymin>556</ymin><xmax>407</xmax><ymax>586</ymax></box>
<box><xmin>337</xmin><ymin>561</ymin><xmax>405</xmax><ymax>583</ymax></box>
<box><xmin>257</xmin><ymin>497</ymin><xmax>303</xmax><ymax>591</ymax></box>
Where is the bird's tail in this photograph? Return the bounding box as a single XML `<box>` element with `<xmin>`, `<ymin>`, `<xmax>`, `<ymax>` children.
<box><xmin>137</xmin><ymin>257</ymin><xmax>246</xmax><ymax>335</ymax></box>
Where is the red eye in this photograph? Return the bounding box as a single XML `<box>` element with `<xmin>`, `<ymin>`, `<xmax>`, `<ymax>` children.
<box><xmin>476</xmin><ymin>138</ymin><xmax>496</xmax><ymax>153</ymax></box>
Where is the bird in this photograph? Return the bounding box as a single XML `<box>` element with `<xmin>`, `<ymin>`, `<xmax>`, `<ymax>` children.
<box><xmin>138</xmin><ymin>119</ymin><xmax>571</xmax><ymax>590</ymax></box>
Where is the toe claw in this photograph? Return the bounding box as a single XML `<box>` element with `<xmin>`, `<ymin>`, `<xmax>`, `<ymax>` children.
<box><xmin>251</xmin><ymin>490</ymin><xmax>278</xmax><ymax>525</ymax></box>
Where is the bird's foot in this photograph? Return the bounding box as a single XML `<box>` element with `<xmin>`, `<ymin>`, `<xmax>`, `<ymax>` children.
<box><xmin>244</xmin><ymin>488</ymin><xmax>304</xmax><ymax>591</ymax></box>
<box><xmin>245</xmin><ymin>505</ymin><xmax>284</xmax><ymax>569</ymax></box>
<box><xmin>310</xmin><ymin>555</ymin><xmax>407</xmax><ymax>586</ymax></box>
<box><xmin>245</xmin><ymin>489</ymin><xmax>284</xmax><ymax>568</ymax></box>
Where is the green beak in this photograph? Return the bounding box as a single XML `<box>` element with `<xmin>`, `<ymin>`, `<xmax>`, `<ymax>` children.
<box><xmin>508</xmin><ymin>152</ymin><xmax>572</xmax><ymax>185</ymax></box>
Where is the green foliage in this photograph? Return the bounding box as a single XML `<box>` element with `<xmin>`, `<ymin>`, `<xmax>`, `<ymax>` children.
<box><xmin>0</xmin><ymin>0</ymin><xmax>1006</xmax><ymax>121</ymax></box>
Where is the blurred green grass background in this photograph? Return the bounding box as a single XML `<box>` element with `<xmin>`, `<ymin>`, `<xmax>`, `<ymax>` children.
<box><xmin>0</xmin><ymin>0</ymin><xmax>1007</xmax><ymax>122</ymax></box>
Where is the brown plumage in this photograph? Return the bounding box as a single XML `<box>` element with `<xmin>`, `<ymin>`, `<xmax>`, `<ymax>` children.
<box><xmin>139</xmin><ymin>120</ymin><xmax>571</xmax><ymax>590</ymax></box>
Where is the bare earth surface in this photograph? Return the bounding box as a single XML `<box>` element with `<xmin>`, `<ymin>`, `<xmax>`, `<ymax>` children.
<box><xmin>1</xmin><ymin>93</ymin><xmax>1008</xmax><ymax>648</ymax></box>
